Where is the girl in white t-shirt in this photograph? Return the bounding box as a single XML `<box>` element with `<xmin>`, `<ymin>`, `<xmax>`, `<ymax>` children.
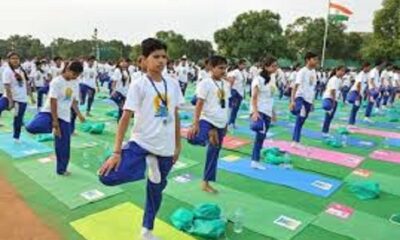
<box><xmin>187</xmin><ymin>55</ymin><xmax>230</xmax><ymax>194</ymax></box>
<box><xmin>250</xmin><ymin>56</ymin><xmax>278</xmax><ymax>170</ymax></box>
<box><xmin>111</xmin><ymin>58</ymin><xmax>131</xmax><ymax>121</ymax></box>
<box><xmin>32</xmin><ymin>60</ymin><xmax>51</xmax><ymax>109</ymax></box>
<box><xmin>26</xmin><ymin>61</ymin><xmax>85</xmax><ymax>175</ymax></box>
<box><xmin>348</xmin><ymin>62</ymin><xmax>371</xmax><ymax>126</ymax></box>
<box><xmin>0</xmin><ymin>52</ymin><xmax>35</xmax><ymax>142</ymax></box>
<box><xmin>99</xmin><ymin>38</ymin><xmax>183</xmax><ymax>240</ymax></box>
<box><xmin>321</xmin><ymin>66</ymin><xmax>346</xmax><ymax>136</ymax></box>
<box><xmin>228</xmin><ymin>59</ymin><xmax>247</xmax><ymax>129</ymax></box>
<box><xmin>81</xmin><ymin>56</ymin><xmax>99</xmax><ymax>116</ymax></box>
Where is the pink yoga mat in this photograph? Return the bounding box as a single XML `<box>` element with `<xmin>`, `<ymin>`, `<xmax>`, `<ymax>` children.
<box><xmin>263</xmin><ymin>140</ymin><xmax>364</xmax><ymax>168</ymax></box>
<box><xmin>347</xmin><ymin>126</ymin><xmax>400</xmax><ymax>139</ymax></box>
<box><xmin>370</xmin><ymin>150</ymin><xmax>400</xmax><ymax>164</ymax></box>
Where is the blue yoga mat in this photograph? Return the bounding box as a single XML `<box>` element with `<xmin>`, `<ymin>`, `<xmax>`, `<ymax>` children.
<box><xmin>359</xmin><ymin>120</ymin><xmax>400</xmax><ymax>131</ymax></box>
<box><xmin>0</xmin><ymin>133</ymin><xmax>52</xmax><ymax>158</ymax></box>
<box><xmin>232</xmin><ymin>125</ymin><xmax>275</xmax><ymax>139</ymax></box>
<box><xmin>218</xmin><ymin>158</ymin><xmax>342</xmax><ymax>198</ymax></box>
<box><xmin>275</xmin><ymin>121</ymin><xmax>376</xmax><ymax>148</ymax></box>
<box><xmin>385</xmin><ymin>138</ymin><xmax>400</xmax><ymax>147</ymax></box>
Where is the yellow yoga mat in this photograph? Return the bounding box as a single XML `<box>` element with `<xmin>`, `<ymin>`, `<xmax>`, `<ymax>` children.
<box><xmin>70</xmin><ymin>202</ymin><xmax>196</xmax><ymax>240</ymax></box>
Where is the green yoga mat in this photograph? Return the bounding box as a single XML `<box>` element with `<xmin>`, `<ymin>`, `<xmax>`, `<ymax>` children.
<box><xmin>345</xmin><ymin>169</ymin><xmax>400</xmax><ymax>197</ymax></box>
<box><xmin>314</xmin><ymin>207</ymin><xmax>400</xmax><ymax>240</ymax></box>
<box><xmin>165</xmin><ymin>177</ymin><xmax>315</xmax><ymax>240</ymax></box>
<box><xmin>171</xmin><ymin>157</ymin><xmax>199</xmax><ymax>172</ymax></box>
<box><xmin>71</xmin><ymin>202</ymin><xmax>195</xmax><ymax>240</ymax></box>
<box><xmin>16</xmin><ymin>158</ymin><xmax>123</xmax><ymax>209</ymax></box>
<box><xmin>71</xmin><ymin>136</ymin><xmax>100</xmax><ymax>149</ymax></box>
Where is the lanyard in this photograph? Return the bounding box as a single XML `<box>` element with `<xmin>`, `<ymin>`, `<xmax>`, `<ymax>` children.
<box><xmin>147</xmin><ymin>75</ymin><xmax>168</xmax><ymax>108</ymax></box>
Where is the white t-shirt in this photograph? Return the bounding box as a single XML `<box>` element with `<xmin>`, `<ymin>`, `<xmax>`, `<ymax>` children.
<box><xmin>51</xmin><ymin>66</ymin><xmax>63</xmax><ymax>79</ymax></box>
<box><xmin>196</xmin><ymin>78</ymin><xmax>231</xmax><ymax>128</ymax></box>
<box><xmin>31</xmin><ymin>69</ymin><xmax>48</xmax><ymax>88</ymax></box>
<box><xmin>323</xmin><ymin>76</ymin><xmax>341</xmax><ymax>100</ymax></box>
<box><xmin>82</xmin><ymin>66</ymin><xmax>98</xmax><ymax>89</ymax></box>
<box><xmin>128</xmin><ymin>65</ymin><xmax>137</xmax><ymax>76</ymax></box>
<box><xmin>351</xmin><ymin>71</ymin><xmax>369</xmax><ymax>95</ymax></box>
<box><xmin>198</xmin><ymin>70</ymin><xmax>210</xmax><ymax>82</ymax></box>
<box><xmin>288</xmin><ymin>71</ymin><xmax>297</xmax><ymax>87</ymax></box>
<box><xmin>124</xmin><ymin>76</ymin><xmax>184</xmax><ymax>157</ymax></box>
<box><xmin>230</xmin><ymin>69</ymin><xmax>246</xmax><ymax>97</ymax></box>
<box><xmin>274</xmin><ymin>68</ymin><xmax>287</xmax><ymax>86</ymax></box>
<box><xmin>393</xmin><ymin>73</ymin><xmax>400</xmax><ymax>87</ymax></box>
<box><xmin>249</xmin><ymin>66</ymin><xmax>260</xmax><ymax>79</ymax></box>
<box><xmin>0</xmin><ymin>64</ymin><xmax>4</xmax><ymax>94</ymax></box>
<box><xmin>342</xmin><ymin>75</ymin><xmax>351</xmax><ymax>87</ymax></box>
<box><xmin>368</xmin><ymin>67</ymin><xmax>380</xmax><ymax>89</ymax></box>
<box><xmin>250</xmin><ymin>75</ymin><xmax>275</xmax><ymax>117</ymax></box>
<box><xmin>112</xmin><ymin>68</ymin><xmax>130</xmax><ymax>96</ymax></box>
<box><xmin>176</xmin><ymin>64</ymin><xmax>189</xmax><ymax>83</ymax></box>
<box><xmin>2</xmin><ymin>66</ymin><xmax>28</xmax><ymax>102</ymax></box>
<box><xmin>294</xmin><ymin>67</ymin><xmax>317</xmax><ymax>103</ymax></box>
<box><xmin>42</xmin><ymin>76</ymin><xmax>79</xmax><ymax>122</ymax></box>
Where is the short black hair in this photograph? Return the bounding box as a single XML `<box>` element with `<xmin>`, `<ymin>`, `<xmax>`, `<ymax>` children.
<box><xmin>67</xmin><ymin>61</ymin><xmax>84</xmax><ymax>74</ymax></box>
<box><xmin>88</xmin><ymin>55</ymin><xmax>96</xmax><ymax>61</ymax></box>
<box><xmin>53</xmin><ymin>56</ymin><xmax>62</xmax><ymax>62</ymax></box>
<box><xmin>262</xmin><ymin>56</ymin><xmax>277</xmax><ymax>67</ymax></box>
<box><xmin>208</xmin><ymin>55</ymin><xmax>228</xmax><ymax>68</ymax></box>
<box><xmin>361</xmin><ymin>61</ymin><xmax>371</xmax><ymax>69</ymax></box>
<box><xmin>7</xmin><ymin>51</ymin><xmax>20</xmax><ymax>59</ymax></box>
<box><xmin>238</xmin><ymin>59</ymin><xmax>247</xmax><ymax>65</ymax></box>
<box><xmin>141</xmin><ymin>38</ymin><xmax>168</xmax><ymax>57</ymax></box>
<box><xmin>375</xmin><ymin>59</ymin><xmax>384</xmax><ymax>66</ymax></box>
<box><xmin>304</xmin><ymin>52</ymin><xmax>318</xmax><ymax>61</ymax></box>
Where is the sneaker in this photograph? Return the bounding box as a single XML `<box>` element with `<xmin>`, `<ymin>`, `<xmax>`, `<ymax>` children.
<box><xmin>322</xmin><ymin>133</ymin><xmax>331</xmax><ymax>138</ymax></box>
<box><xmin>251</xmin><ymin>161</ymin><xmax>266</xmax><ymax>170</ymax></box>
<box><xmin>363</xmin><ymin>117</ymin><xmax>374</xmax><ymax>124</ymax></box>
<box><xmin>13</xmin><ymin>138</ymin><xmax>21</xmax><ymax>144</ymax></box>
<box><xmin>141</xmin><ymin>228</ymin><xmax>160</xmax><ymax>240</ymax></box>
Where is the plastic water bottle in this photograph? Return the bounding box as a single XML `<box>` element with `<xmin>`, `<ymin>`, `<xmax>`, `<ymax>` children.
<box><xmin>232</xmin><ymin>208</ymin><xmax>243</xmax><ymax>234</ymax></box>
<box><xmin>341</xmin><ymin>134</ymin><xmax>348</xmax><ymax>147</ymax></box>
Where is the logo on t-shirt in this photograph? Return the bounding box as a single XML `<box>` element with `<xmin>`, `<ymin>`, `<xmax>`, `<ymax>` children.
<box><xmin>153</xmin><ymin>94</ymin><xmax>169</xmax><ymax>117</ymax></box>
<box><xmin>64</xmin><ymin>87</ymin><xmax>73</xmax><ymax>101</ymax></box>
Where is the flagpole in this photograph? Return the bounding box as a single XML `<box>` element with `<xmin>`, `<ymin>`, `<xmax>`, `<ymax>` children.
<box><xmin>321</xmin><ymin>0</ymin><xmax>331</xmax><ymax>68</ymax></box>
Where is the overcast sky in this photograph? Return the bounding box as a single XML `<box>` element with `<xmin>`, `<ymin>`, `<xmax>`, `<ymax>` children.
<box><xmin>1</xmin><ymin>0</ymin><xmax>383</xmax><ymax>45</ymax></box>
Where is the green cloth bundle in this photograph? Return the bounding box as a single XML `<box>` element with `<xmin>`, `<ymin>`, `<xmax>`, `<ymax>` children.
<box><xmin>323</xmin><ymin>138</ymin><xmax>343</xmax><ymax>148</ymax></box>
<box><xmin>36</xmin><ymin>134</ymin><xmax>54</xmax><ymax>142</ymax></box>
<box><xmin>336</xmin><ymin>127</ymin><xmax>350</xmax><ymax>135</ymax></box>
<box><xmin>261</xmin><ymin>147</ymin><xmax>291</xmax><ymax>165</ymax></box>
<box><xmin>106</xmin><ymin>110</ymin><xmax>119</xmax><ymax>119</ymax></box>
<box><xmin>348</xmin><ymin>181</ymin><xmax>380</xmax><ymax>200</ymax></box>
<box><xmin>170</xmin><ymin>203</ymin><xmax>226</xmax><ymax>239</ymax></box>
<box><xmin>79</xmin><ymin>121</ymin><xmax>106</xmax><ymax>134</ymax></box>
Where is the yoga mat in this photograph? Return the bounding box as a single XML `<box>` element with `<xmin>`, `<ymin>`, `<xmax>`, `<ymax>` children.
<box><xmin>347</xmin><ymin>126</ymin><xmax>400</xmax><ymax>139</ymax></box>
<box><xmin>384</xmin><ymin>138</ymin><xmax>400</xmax><ymax>147</ymax></box>
<box><xmin>165</xmin><ymin>177</ymin><xmax>316</xmax><ymax>240</ymax></box>
<box><xmin>263</xmin><ymin>140</ymin><xmax>364</xmax><ymax>168</ymax></box>
<box><xmin>0</xmin><ymin>133</ymin><xmax>52</xmax><ymax>158</ymax></box>
<box><xmin>71</xmin><ymin>202</ymin><xmax>195</xmax><ymax>240</ymax></box>
<box><xmin>218</xmin><ymin>158</ymin><xmax>342</xmax><ymax>198</ymax></box>
<box><xmin>171</xmin><ymin>157</ymin><xmax>199</xmax><ymax>172</ymax></box>
<box><xmin>16</xmin><ymin>158</ymin><xmax>123</xmax><ymax>209</ymax></box>
<box><xmin>370</xmin><ymin>150</ymin><xmax>400</xmax><ymax>165</ymax></box>
<box><xmin>314</xmin><ymin>204</ymin><xmax>400</xmax><ymax>240</ymax></box>
<box><xmin>231</xmin><ymin>125</ymin><xmax>275</xmax><ymax>139</ymax></box>
<box><xmin>345</xmin><ymin>169</ymin><xmax>400</xmax><ymax>197</ymax></box>
<box><xmin>359</xmin><ymin>120</ymin><xmax>400</xmax><ymax>131</ymax></box>
<box><xmin>276</xmin><ymin>121</ymin><xmax>376</xmax><ymax>148</ymax></box>
<box><xmin>180</xmin><ymin>128</ymin><xmax>251</xmax><ymax>149</ymax></box>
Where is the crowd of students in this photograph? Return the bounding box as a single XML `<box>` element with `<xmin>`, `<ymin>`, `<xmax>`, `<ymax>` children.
<box><xmin>0</xmin><ymin>38</ymin><xmax>399</xmax><ymax>239</ymax></box>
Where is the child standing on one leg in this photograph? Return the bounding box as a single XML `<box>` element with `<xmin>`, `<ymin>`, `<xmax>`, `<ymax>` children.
<box><xmin>348</xmin><ymin>62</ymin><xmax>370</xmax><ymax>126</ymax></box>
<box><xmin>228</xmin><ymin>59</ymin><xmax>247</xmax><ymax>129</ymax></box>
<box><xmin>187</xmin><ymin>55</ymin><xmax>230</xmax><ymax>194</ymax></box>
<box><xmin>26</xmin><ymin>61</ymin><xmax>85</xmax><ymax>175</ymax></box>
<box><xmin>289</xmin><ymin>52</ymin><xmax>319</xmax><ymax>147</ymax></box>
<box><xmin>31</xmin><ymin>60</ymin><xmax>51</xmax><ymax>110</ymax></box>
<box><xmin>364</xmin><ymin>61</ymin><xmax>384</xmax><ymax>123</ymax></box>
<box><xmin>99</xmin><ymin>38</ymin><xmax>183</xmax><ymax>240</ymax></box>
<box><xmin>111</xmin><ymin>58</ymin><xmax>131</xmax><ymax>122</ymax></box>
<box><xmin>321</xmin><ymin>66</ymin><xmax>346</xmax><ymax>137</ymax></box>
<box><xmin>250</xmin><ymin>56</ymin><xmax>278</xmax><ymax>170</ymax></box>
<box><xmin>81</xmin><ymin>56</ymin><xmax>99</xmax><ymax>117</ymax></box>
<box><xmin>0</xmin><ymin>52</ymin><xmax>35</xmax><ymax>142</ymax></box>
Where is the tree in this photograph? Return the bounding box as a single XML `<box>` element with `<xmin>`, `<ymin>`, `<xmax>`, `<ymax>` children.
<box><xmin>155</xmin><ymin>31</ymin><xmax>187</xmax><ymax>60</ymax></box>
<box><xmin>362</xmin><ymin>0</ymin><xmax>400</xmax><ymax>60</ymax></box>
<box><xmin>185</xmin><ymin>39</ymin><xmax>214</xmax><ymax>63</ymax></box>
<box><xmin>214</xmin><ymin>10</ymin><xmax>289</xmax><ymax>62</ymax></box>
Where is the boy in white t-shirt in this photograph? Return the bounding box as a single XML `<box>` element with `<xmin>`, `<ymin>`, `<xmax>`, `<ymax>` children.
<box><xmin>321</xmin><ymin>66</ymin><xmax>346</xmax><ymax>136</ymax></box>
<box><xmin>99</xmin><ymin>38</ymin><xmax>183</xmax><ymax>240</ymax></box>
<box><xmin>110</xmin><ymin>58</ymin><xmax>131</xmax><ymax>121</ymax></box>
<box><xmin>228</xmin><ymin>59</ymin><xmax>247</xmax><ymax>129</ymax></box>
<box><xmin>26</xmin><ymin>61</ymin><xmax>85</xmax><ymax>175</ymax></box>
<box><xmin>187</xmin><ymin>55</ymin><xmax>230</xmax><ymax>194</ymax></box>
<box><xmin>348</xmin><ymin>62</ymin><xmax>371</xmax><ymax>126</ymax></box>
<box><xmin>176</xmin><ymin>55</ymin><xmax>189</xmax><ymax>96</ymax></box>
<box><xmin>290</xmin><ymin>52</ymin><xmax>318</xmax><ymax>145</ymax></box>
<box><xmin>0</xmin><ymin>52</ymin><xmax>35</xmax><ymax>142</ymax></box>
<box><xmin>80</xmin><ymin>56</ymin><xmax>99</xmax><ymax>116</ymax></box>
<box><xmin>364</xmin><ymin>60</ymin><xmax>384</xmax><ymax>123</ymax></box>
<box><xmin>31</xmin><ymin>60</ymin><xmax>51</xmax><ymax>110</ymax></box>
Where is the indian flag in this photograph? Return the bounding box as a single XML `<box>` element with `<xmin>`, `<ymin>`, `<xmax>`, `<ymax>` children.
<box><xmin>329</xmin><ymin>2</ymin><xmax>353</xmax><ymax>21</ymax></box>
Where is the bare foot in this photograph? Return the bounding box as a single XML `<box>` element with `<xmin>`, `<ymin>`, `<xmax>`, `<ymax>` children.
<box><xmin>61</xmin><ymin>171</ymin><xmax>71</xmax><ymax>176</ymax></box>
<box><xmin>201</xmin><ymin>182</ymin><xmax>218</xmax><ymax>194</ymax></box>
